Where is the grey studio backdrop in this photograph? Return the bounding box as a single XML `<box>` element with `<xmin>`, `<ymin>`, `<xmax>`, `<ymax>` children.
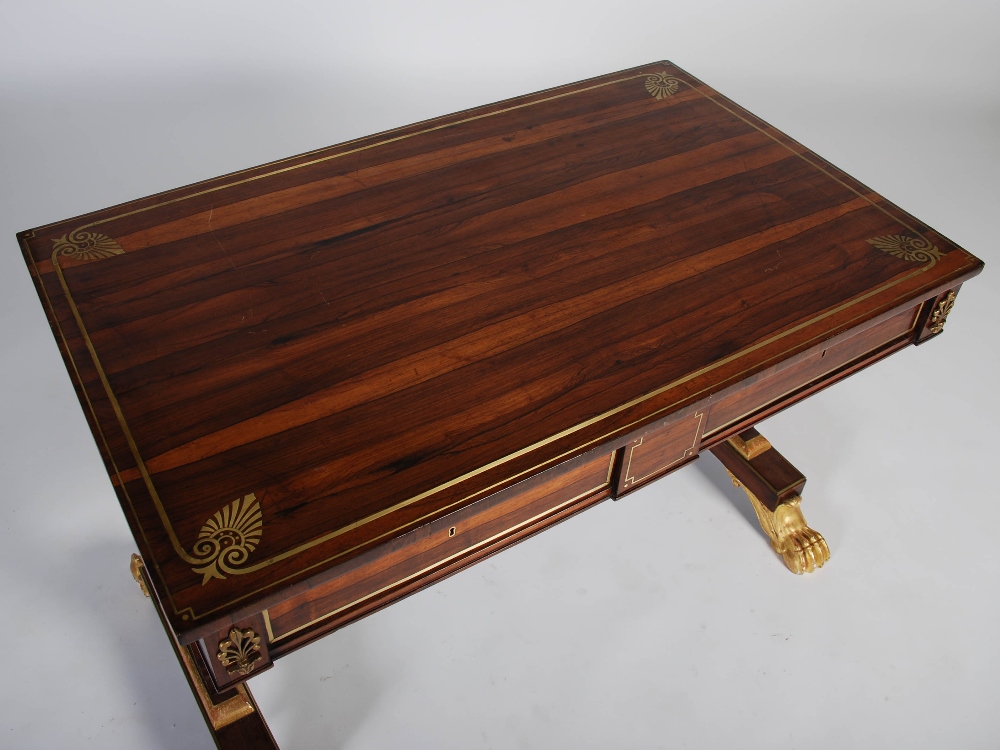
<box><xmin>1</xmin><ymin>1</ymin><xmax>997</xmax><ymax>748</ymax></box>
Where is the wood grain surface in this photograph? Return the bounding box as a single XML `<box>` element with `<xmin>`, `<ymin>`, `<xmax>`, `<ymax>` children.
<box><xmin>263</xmin><ymin>449</ymin><xmax>614</xmax><ymax>652</ymax></box>
<box><xmin>16</xmin><ymin>61</ymin><xmax>983</xmax><ymax>639</ymax></box>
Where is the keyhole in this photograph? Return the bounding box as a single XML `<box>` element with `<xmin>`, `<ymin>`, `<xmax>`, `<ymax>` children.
<box><xmin>449</xmin><ymin>526</ymin><xmax>456</xmax><ymax>537</ymax></box>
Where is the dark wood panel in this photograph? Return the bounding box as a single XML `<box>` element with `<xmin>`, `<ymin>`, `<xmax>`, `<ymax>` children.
<box><xmin>133</xmin><ymin>557</ymin><xmax>279</xmax><ymax>749</ymax></box>
<box><xmin>617</xmin><ymin>408</ymin><xmax>705</xmax><ymax>495</ymax></box>
<box><xmin>198</xmin><ymin>613</ymin><xmax>273</xmax><ymax>692</ymax></box>
<box><xmin>704</xmin><ymin>304</ymin><xmax>920</xmax><ymax>436</ymax></box>
<box><xmin>711</xmin><ymin>429</ymin><xmax>806</xmax><ymax>513</ymax></box>
<box><xmin>264</xmin><ymin>449</ymin><xmax>614</xmax><ymax>645</ymax></box>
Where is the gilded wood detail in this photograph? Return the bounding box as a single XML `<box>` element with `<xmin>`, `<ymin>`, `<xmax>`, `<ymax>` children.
<box><xmin>728</xmin><ymin>433</ymin><xmax>772</xmax><ymax>461</ymax></box>
<box><xmin>129</xmin><ymin>553</ymin><xmax>150</xmax><ymax>597</ymax></box>
<box><xmin>217</xmin><ymin>626</ymin><xmax>262</xmax><ymax>677</ymax></box>
<box><xmin>724</xmin><ymin>458</ymin><xmax>829</xmax><ymax>575</ymax></box>
<box><xmin>130</xmin><ymin>554</ymin><xmax>255</xmax><ymax>729</ymax></box>
<box><xmin>184</xmin><ymin>644</ymin><xmax>256</xmax><ymax>729</ymax></box>
<box><xmin>928</xmin><ymin>290</ymin><xmax>956</xmax><ymax>334</ymax></box>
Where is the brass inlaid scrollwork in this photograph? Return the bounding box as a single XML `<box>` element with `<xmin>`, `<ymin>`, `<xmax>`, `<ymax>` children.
<box><xmin>217</xmin><ymin>626</ymin><xmax>262</xmax><ymax>676</ymax></box>
<box><xmin>192</xmin><ymin>494</ymin><xmax>263</xmax><ymax>585</ymax></box>
<box><xmin>645</xmin><ymin>72</ymin><xmax>681</xmax><ymax>100</ymax></box>
<box><xmin>51</xmin><ymin>228</ymin><xmax>125</xmax><ymax>262</ymax></box>
<box><xmin>928</xmin><ymin>290</ymin><xmax>956</xmax><ymax>334</ymax></box>
<box><xmin>866</xmin><ymin>234</ymin><xmax>942</xmax><ymax>265</ymax></box>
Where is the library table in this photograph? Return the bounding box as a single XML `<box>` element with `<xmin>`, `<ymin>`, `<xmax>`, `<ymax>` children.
<box><xmin>17</xmin><ymin>62</ymin><xmax>982</xmax><ymax>747</ymax></box>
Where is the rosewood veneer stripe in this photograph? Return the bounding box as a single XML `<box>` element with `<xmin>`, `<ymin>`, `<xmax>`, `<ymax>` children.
<box><xmin>115</xmin><ymin>93</ymin><xmax>703</xmax><ymax>254</ymax></box>
<box><xmin>91</xmin><ymin>148</ymin><xmax>826</xmax><ymax>383</ymax></box>
<box><xmin>17</xmin><ymin>62</ymin><xmax>982</xmax><ymax>633</ymax></box>
<box><xmin>70</xmin><ymin>96</ymin><xmax>748</xmax><ymax>322</ymax></box>
<box><xmin>143</xmin><ymin>194</ymin><xmax>874</xmax><ymax>475</ymax></box>
<box><xmin>146</xmin><ymin>204</ymin><xmax>912</xmax><ymax>537</ymax></box>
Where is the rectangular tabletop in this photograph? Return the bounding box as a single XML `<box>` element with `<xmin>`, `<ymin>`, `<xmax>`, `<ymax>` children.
<box><xmin>17</xmin><ymin>61</ymin><xmax>983</xmax><ymax>638</ymax></box>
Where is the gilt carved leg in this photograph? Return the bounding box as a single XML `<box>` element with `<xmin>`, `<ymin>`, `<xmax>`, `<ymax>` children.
<box><xmin>129</xmin><ymin>555</ymin><xmax>280</xmax><ymax>750</ymax></box>
<box><xmin>709</xmin><ymin>428</ymin><xmax>829</xmax><ymax>574</ymax></box>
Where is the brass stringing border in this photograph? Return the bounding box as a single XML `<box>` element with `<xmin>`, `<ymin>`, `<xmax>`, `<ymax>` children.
<box><xmin>263</xmin><ymin>456</ymin><xmax>614</xmax><ymax>644</ymax></box>
<box><xmin>701</xmin><ymin>303</ymin><xmax>920</xmax><ymax>440</ymax></box>
<box><xmin>51</xmin><ymin>233</ymin><xmax>265</xmax><ymax>587</ymax></box>
<box><xmin>622</xmin><ymin>411</ymin><xmax>704</xmax><ymax>488</ymax></box>
<box><xmin>39</xmin><ymin>66</ymin><xmax>971</xmax><ymax>621</ymax></box>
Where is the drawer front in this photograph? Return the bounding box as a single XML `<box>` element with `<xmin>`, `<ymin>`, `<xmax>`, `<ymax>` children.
<box><xmin>617</xmin><ymin>409</ymin><xmax>705</xmax><ymax>494</ymax></box>
<box><xmin>264</xmin><ymin>450</ymin><xmax>615</xmax><ymax>645</ymax></box>
<box><xmin>704</xmin><ymin>304</ymin><xmax>919</xmax><ymax>436</ymax></box>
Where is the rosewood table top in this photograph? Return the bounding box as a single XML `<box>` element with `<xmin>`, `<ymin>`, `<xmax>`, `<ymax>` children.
<box><xmin>17</xmin><ymin>61</ymin><xmax>983</xmax><ymax>642</ymax></box>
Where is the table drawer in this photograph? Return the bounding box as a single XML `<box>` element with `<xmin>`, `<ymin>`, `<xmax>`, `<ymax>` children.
<box><xmin>263</xmin><ymin>449</ymin><xmax>615</xmax><ymax>647</ymax></box>
<box><xmin>704</xmin><ymin>304</ymin><xmax>920</xmax><ymax>436</ymax></box>
<box><xmin>617</xmin><ymin>409</ymin><xmax>706</xmax><ymax>495</ymax></box>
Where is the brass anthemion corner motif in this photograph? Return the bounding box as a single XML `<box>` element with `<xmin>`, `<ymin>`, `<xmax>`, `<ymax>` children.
<box><xmin>645</xmin><ymin>72</ymin><xmax>681</xmax><ymax>100</ymax></box>
<box><xmin>866</xmin><ymin>234</ymin><xmax>942</xmax><ymax>265</ymax></box>
<box><xmin>217</xmin><ymin>626</ymin><xmax>262</xmax><ymax>677</ymax></box>
<box><xmin>51</xmin><ymin>228</ymin><xmax>125</xmax><ymax>262</ymax></box>
<box><xmin>928</xmin><ymin>290</ymin><xmax>957</xmax><ymax>334</ymax></box>
<box><xmin>726</xmin><ymin>470</ymin><xmax>830</xmax><ymax>574</ymax></box>
<box><xmin>193</xmin><ymin>493</ymin><xmax>263</xmax><ymax>585</ymax></box>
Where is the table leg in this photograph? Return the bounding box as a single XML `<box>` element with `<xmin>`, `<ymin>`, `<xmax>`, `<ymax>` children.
<box><xmin>709</xmin><ymin>428</ymin><xmax>830</xmax><ymax>574</ymax></box>
<box><xmin>130</xmin><ymin>555</ymin><xmax>280</xmax><ymax>749</ymax></box>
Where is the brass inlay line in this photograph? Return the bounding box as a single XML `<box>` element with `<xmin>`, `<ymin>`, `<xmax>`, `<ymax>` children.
<box><xmin>145</xmin><ymin>193</ymin><xmax>870</xmax><ymax>479</ymax></box>
<box><xmin>35</xmin><ymin>69</ymin><xmax>979</xmax><ymax>621</ymax></box>
<box><xmin>177</xmin><ymin>631</ymin><xmax>256</xmax><ymax>729</ymax></box>
<box><xmin>623</xmin><ymin>411</ymin><xmax>704</xmax><ymax>488</ymax></box>
<box><xmin>182</xmin><ymin>272</ymin><xmax>944</xmax><ymax>622</ymax></box>
<box><xmin>36</xmin><ymin>73</ymin><xmax>667</xmax><ymax>238</ymax></box>
<box><xmin>264</xmin><ymin>473</ymin><xmax>612</xmax><ymax>643</ymax></box>
<box><xmin>52</xmin><ymin>250</ymin><xmax>201</xmax><ymax>569</ymax></box>
<box><xmin>132</xmin><ymin>554</ymin><xmax>254</xmax><ymax>727</ymax></box>
<box><xmin>18</xmin><ymin>232</ymin><xmax>189</xmax><ymax>619</ymax></box>
<box><xmin>702</xmin><ymin>304</ymin><xmax>920</xmax><ymax>439</ymax></box>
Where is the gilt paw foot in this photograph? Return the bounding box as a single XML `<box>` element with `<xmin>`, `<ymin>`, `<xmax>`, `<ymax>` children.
<box><xmin>727</xmin><ymin>471</ymin><xmax>829</xmax><ymax>574</ymax></box>
<box><xmin>770</xmin><ymin>496</ymin><xmax>830</xmax><ymax>574</ymax></box>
